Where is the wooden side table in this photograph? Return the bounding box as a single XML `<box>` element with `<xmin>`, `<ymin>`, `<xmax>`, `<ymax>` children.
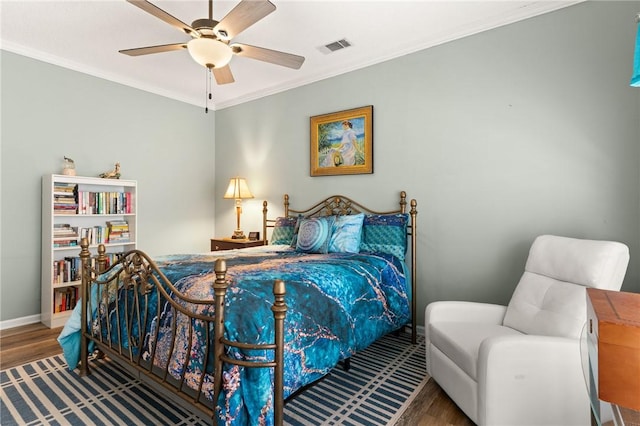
<box><xmin>211</xmin><ymin>238</ymin><xmax>266</xmax><ymax>251</ymax></box>
<box><xmin>586</xmin><ymin>288</ymin><xmax>640</xmax><ymax>424</ymax></box>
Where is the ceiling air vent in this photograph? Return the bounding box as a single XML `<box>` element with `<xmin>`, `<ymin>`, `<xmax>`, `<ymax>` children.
<box><xmin>318</xmin><ymin>38</ymin><xmax>352</xmax><ymax>54</ymax></box>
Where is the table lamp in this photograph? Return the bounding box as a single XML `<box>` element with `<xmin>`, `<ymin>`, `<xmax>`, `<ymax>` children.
<box><xmin>224</xmin><ymin>177</ymin><xmax>254</xmax><ymax>239</ymax></box>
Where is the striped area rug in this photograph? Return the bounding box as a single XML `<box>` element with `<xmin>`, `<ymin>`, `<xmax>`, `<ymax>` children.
<box><xmin>1</xmin><ymin>333</ymin><xmax>427</xmax><ymax>426</ymax></box>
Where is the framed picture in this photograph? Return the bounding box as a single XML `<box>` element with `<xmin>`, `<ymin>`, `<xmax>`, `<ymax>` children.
<box><xmin>310</xmin><ymin>105</ymin><xmax>373</xmax><ymax>176</ymax></box>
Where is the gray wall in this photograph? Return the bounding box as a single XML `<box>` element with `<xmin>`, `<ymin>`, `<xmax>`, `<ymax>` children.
<box><xmin>1</xmin><ymin>52</ymin><xmax>216</xmax><ymax>323</ymax></box>
<box><xmin>215</xmin><ymin>1</ymin><xmax>640</xmax><ymax>325</ymax></box>
<box><xmin>1</xmin><ymin>1</ymin><xmax>638</xmax><ymax>327</ymax></box>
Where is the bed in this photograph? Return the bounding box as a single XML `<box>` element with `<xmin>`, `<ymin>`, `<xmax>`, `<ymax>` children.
<box><xmin>60</xmin><ymin>191</ymin><xmax>417</xmax><ymax>425</ymax></box>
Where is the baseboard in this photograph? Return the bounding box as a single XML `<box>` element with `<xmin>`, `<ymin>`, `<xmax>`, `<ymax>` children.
<box><xmin>0</xmin><ymin>314</ymin><xmax>41</xmax><ymax>331</ymax></box>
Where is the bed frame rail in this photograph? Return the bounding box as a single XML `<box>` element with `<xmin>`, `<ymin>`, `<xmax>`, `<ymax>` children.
<box><xmin>78</xmin><ymin>239</ymin><xmax>287</xmax><ymax>424</ymax></box>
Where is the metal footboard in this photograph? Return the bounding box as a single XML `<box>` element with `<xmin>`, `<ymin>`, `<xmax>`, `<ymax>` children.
<box><xmin>78</xmin><ymin>239</ymin><xmax>287</xmax><ymax>424</ymax></box>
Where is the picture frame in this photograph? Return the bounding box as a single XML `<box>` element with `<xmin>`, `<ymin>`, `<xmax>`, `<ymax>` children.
<box><xmin>310</xmin><ymin>105</ymin><xmax>373</xmax><ymax>176</ymax></box>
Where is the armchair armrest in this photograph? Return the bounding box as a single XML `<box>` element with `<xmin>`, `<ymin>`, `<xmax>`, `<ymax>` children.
<box><xmin>425</xmin><ymin>301</ymin><xmax>507</xmax><ymax>325</ymax></box>
<box><xmin>477</xmin><ymin>334</ymin><xmax>589</xmax><ymax>426</ymax></box>
<box><xmin>424</xmin><ymin>301</ymin><xmax>507</xmax><ymax>375</ymax></box>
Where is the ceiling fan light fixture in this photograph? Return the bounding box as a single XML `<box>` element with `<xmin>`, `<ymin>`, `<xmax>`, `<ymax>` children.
<box><xmin>187</xmin><ymin>37</ymin><xmax>233</xmax><ymax>68</ymax></box>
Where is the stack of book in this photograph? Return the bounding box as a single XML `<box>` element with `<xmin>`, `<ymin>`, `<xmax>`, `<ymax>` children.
<box><xmin>53</xmin><ymin>224</ymin><xmax>79</xmax><ymax>248</ymax></box>
<box><xmin>107</xmin><ymin>220</ymin><xmax>130</xmax><ymax>243</ymax></box>
<box><xmin>53</xmin><ymin>256</ymin><xmax>81</xmax><ymax>283</ymax></box>
<box><xmin>78</xmin><ymin>191</ymin><xmax>132</xmax><ymax>215</ymax></box>
<box><xmin>54</xmin><ymin>253</ymin><xmax>121</xmax><ymax>285</ymax></box>
<box><xmin>79</xmin><ymin>225</ymin><xmax>108</xmax><ymax>245</ymax></box>
<box><xmin>53</xmin><ymin>182</ymin><xmax>78</xmax><ymax>214</ymax></box>
<box><xmin>53</xmin><ymin>287</ymin><xmax>79</xmax><ymax>313</ymax></box>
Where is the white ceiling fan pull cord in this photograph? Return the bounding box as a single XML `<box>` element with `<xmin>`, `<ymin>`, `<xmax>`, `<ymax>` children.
<box><xmin>205</xmin><ymin>67</ymin><xmax>212</xmax><ymax>113</ymax></box>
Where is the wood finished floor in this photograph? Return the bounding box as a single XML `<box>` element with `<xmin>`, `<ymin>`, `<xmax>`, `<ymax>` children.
<box><xmin>0</xmin><ymin>323</ymin><xmax>474</xmax><ymax>426</ymax></box>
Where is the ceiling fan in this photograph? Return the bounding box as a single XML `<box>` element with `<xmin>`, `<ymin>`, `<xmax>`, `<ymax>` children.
<box><xmin>119</xmin><ymin>0</ymin><xmax>305</xmax><ymax>85</ymax></box>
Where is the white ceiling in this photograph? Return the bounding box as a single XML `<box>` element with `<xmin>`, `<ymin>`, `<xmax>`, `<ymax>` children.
<box><xmin>1</xmin><ymin>0</ymin><xmax>581</xmax><ymax>110</ymax></box>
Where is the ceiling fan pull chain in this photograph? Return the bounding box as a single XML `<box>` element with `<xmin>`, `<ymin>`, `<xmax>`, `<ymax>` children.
<box><xmin>209</xmin><ymin>68</ymin><xmax>213</xmax><ymax>101</ymax></box>
<box><xmin>205</xmin><ymin>67</ymin><xmax>212</xmax><ymax>113</ymax></box>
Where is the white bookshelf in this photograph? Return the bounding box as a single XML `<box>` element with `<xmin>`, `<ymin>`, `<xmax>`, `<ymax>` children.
<box><xmin>41</xmin><ymin>174</ymin><xmax>137</xmax><ymax>328</ymax></box>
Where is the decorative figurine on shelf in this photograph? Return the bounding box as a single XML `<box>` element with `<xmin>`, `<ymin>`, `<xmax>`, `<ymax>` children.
<box><xmin>62</xmin><ymin>156</ymin><xmax>76</xmax><ymax>176</ymax></box>
<box><xmin>99</xmin><ymin>162</ymin><xmax>121</xmax><ymax>179</ymax></box>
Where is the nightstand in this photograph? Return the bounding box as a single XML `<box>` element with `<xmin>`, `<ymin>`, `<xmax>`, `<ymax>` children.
<box><xmin>210</xmin><ymin>238</ymin><xmax>266</xmax><ymax>251</ymax></box>
<box><xmin>586</xmin><ymin>288</ymin><xmax>640</xmax><ymax>424</ymax></box>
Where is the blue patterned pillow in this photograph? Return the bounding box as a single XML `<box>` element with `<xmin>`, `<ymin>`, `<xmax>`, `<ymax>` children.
<box><xmin>295</xmin><ymin>216</ymin><xmax>335</xmax><ymax>253</ymax></box>
<box><xmin>329</xmin><ymin>213</ymin><xmax>365</xmax><ymax>253</ymax></box>
<box><xmin>289</xmin><ymin>215</ymin><xmax>304</xmax><ymax>248</ymax></box>
<box><xmin>270</xmin><ymin>216</ymin><xmax>297</xmax><ymax>245</ymax></box>
<box><xmin>360</xmin><ymin>213</ymin><xmax>409</xmax><ymax>260</ymax></box>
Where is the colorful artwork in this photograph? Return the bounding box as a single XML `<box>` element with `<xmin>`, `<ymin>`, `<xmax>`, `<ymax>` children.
<box><xmin>310</xmin><ymin>105</ymin><xmax>373</xmax><ymax>176</ymax></box>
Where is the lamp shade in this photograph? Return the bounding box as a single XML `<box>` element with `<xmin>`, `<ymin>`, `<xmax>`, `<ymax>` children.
<box><xmin>187</xmin><ymin>37</ymin><xmax>233</xmax><ymax>69</ymax></box>
<box><xmin>224</xmin><ymin>178</ymin><xmax>254</xmax><ymax>200</ymax></box>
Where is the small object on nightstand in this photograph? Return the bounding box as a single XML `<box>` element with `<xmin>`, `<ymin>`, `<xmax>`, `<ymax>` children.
<box><xmin>223</xmin><ymin>177</ymin><xmax>254</xmax><ymax>239</ymax></box>
<box><xmin>211</xmin><ymin>238</ymin><xmax>265</xmax><ymax>251</ymax></box>
<box><xmin>248</xmin><ymin>231</ymin><xmax>260</xmax><ymax>241</ymax></box>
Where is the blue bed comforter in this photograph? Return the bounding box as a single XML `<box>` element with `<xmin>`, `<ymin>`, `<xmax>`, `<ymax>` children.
<box><xmin>59</xmin><ymin>246</ymin><xmax>410</xmax><ymax>425</ymax></box>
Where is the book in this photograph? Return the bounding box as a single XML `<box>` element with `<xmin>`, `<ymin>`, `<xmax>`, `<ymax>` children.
<box><xmin>107</xmin><ymin>220</ymin><xmax>129</xmax><ymax>243</ymax></box>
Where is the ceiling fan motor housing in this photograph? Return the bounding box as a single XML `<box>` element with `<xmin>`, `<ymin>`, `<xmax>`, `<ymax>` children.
<box><xmin>191</xmin><ymin>18</ymin><xmax>221</xmax><ymax>38</ymax></box>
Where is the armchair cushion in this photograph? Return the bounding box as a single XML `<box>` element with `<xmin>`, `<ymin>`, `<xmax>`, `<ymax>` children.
<box><xmin>502</xmin><ymin>274</ymin><xmax>586</xmax><ymax>338</ymax></box>
<box><xmin>503</xmin><ymin>235</ymin><xmax>630</xmax><ymax>338</ymax></box>
<box><xmin>523</xmin><ymin>235</ymin><xmax>629</xmax><ymax>289</ymax></box>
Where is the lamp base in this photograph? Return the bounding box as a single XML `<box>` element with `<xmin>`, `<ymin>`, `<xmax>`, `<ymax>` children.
<box><xmin>231</xmin><ymin>230</ymin><xmax>246</xmax><ymax>239</ymax></box>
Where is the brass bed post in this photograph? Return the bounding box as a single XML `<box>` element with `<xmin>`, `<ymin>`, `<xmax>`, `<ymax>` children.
<box><xmin>79</xmin><ymin>238</ymin><xmax>91</xmax><ymax>377</ymax></box>
<box><xmin>212</xmin><ymin>258</ymin><xmax>228</xmax><ymax>422</ymax></box>
<box><xmin>284</xmin><ymin>194</ymin><xmax>290</xmax><ymax>217</ymax></box>
<box><xmin>96</xmin><ymin>244</ymin><xmax>107</xmax><ymax>271</ymax></box>
<box><xmin>410</xmin><ymin>199</ymin><xmax>418</xmax><ymax>344</ymax></box>
<box><xmin>263</xmin><ymin>200</ymin><xmax>268</xmax><ymax>245</ymax></box>
<box><xmin>400</xmin><ymin>191</ymin><xmax>407</xmax><ymax>213</ymax></box>
<box><xmin>95</xmin><ymin>245</ymin><xmax>110</xmax><ymax>352</ymax></box>
<box><xmin>271</xmin><ymin>280</ymin><xmax>287</xmax><ymax>425</ymax></box>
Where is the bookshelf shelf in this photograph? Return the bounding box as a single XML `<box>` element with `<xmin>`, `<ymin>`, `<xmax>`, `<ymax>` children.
<box><xmin>53</xmin><ymin>280</ymin><xmax>81</xmax><ymax>290</ymax></box>
<box><xmin>41</xmin><ymin>174</ymin><xmax>137</xmax><ymax>328</ymax></box>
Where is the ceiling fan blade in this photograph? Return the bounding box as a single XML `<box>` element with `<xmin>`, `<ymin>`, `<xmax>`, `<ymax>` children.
<box><xmin>213</xmin><ymin>66</ymin><xmax>235</xmax><ymax>84</ymax></box>
<box><xmin>119</xmin><ymin>43</ymin><xmax>187</xmax><ymax>56</ymax></box>
<box><xmin>214</xmin><ymin>0</ymin><xmax>276</xmax><ymax>39</ymax></box>
<box><xmin>127</xmin><ymin>0</ymin><xmax>196</xmax><ymax>36</ymax></box>
<box><xmin>231</xmin><ymin>43</ymin><xmax>305</xmax><ymax>69</ymax></box>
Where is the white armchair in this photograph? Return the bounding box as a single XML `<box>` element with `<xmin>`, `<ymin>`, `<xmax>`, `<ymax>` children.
<box><xmin>425</xmin><ymin>235</ymin><xmax>630</xmax><ymax>425</ymax></box>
